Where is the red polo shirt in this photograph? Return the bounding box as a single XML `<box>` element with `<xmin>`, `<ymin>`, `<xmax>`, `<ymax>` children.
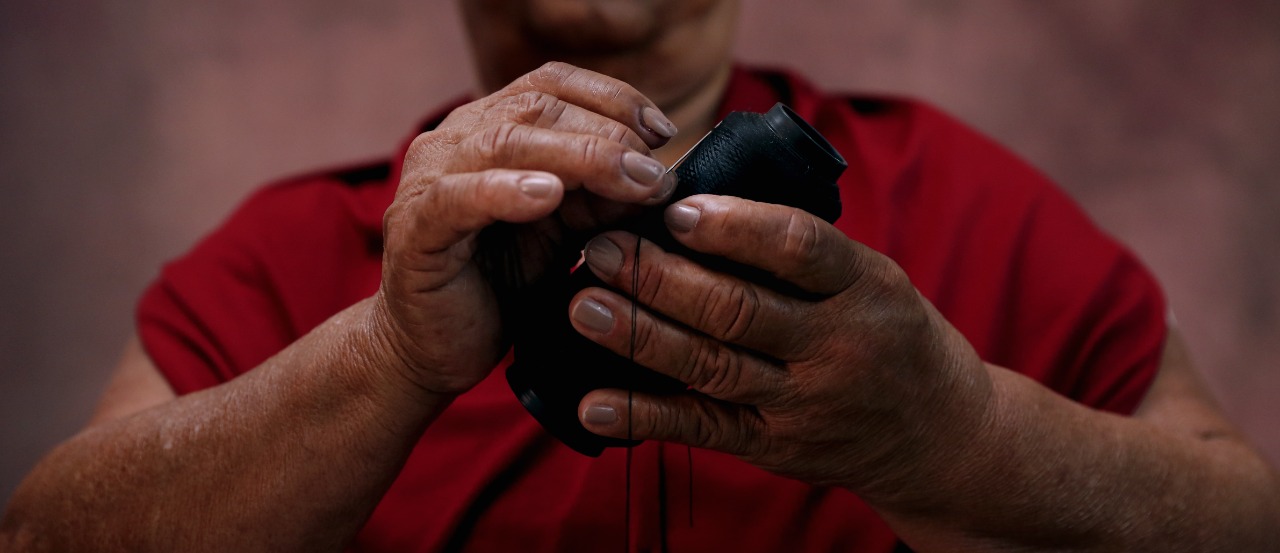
<box><xmin>137</xmin><ymin>66</ymin><xmax>1166</xmax><ymax>552</ymax></box>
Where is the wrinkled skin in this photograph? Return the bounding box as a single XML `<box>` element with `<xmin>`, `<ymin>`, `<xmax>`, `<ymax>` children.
<box><xmin>567</xmin><ymin>197</ymin><xmax>994</xmax><ymax>500</ymax></box>
<box><xmin>372</xmin><ymin>0</ymin><xmax>740</xmax><ymax>396</ymax></box>
<box><xmin>375</xmin><ymin>53</ymin><xmax>996</xmax><ymax>507</ymax></box>
<box><xmin>3</xmin><ymin>1</ymin><xmax>1277</xmax><ymax>552</ymax></box>
<box><xmin>377</xmin><ymin>61</ymin><xmax>678</xmax><ymax>394</ymax></box>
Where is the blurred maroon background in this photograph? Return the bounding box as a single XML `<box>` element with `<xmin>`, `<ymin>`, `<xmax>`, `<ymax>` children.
<box><xmin>2</xmin><ymin>1</ymin><xmax>1278</xmax><ymax>504</ymax></box>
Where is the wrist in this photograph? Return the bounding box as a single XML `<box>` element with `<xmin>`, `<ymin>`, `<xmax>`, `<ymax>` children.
<box><xmin>353</xmin><ymin>294</ymin><xmax>459</xmax><ymax>412</ymax></box>
<box><xmin>853</xmin><ymin>318</ymin><xmax>1000</xmax><ymax>515</ymax></box>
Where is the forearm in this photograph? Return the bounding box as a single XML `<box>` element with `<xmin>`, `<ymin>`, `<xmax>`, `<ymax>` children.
<box><xmin>1</xmin><ymin>297</ymin><xmax>451</xmax><ymax>552</ymax></box>
<box><xmin>876</xmin><ymin>364</ymin><xmax>1280</xmax><ymax>552</ymax></box>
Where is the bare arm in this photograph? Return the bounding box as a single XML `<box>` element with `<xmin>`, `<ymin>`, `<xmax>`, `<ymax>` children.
<box><xmin>87</xmin><ymin>335</ymin><xmax>176</xmax><ymax>425</ymax></box>
<box><xmin>0</xmin><ymin>299</ymin><xmax>446</xmax><ymax>552</ymax></box>
<box><xmin>0</xmin><ymin>62</ymin><xmax>679</xmax><ymax>552</ymax></box>
<box><xmin>876</xmin><ymin>328</ymin><xmax>1280</xmax><ymax>552</ymax></box>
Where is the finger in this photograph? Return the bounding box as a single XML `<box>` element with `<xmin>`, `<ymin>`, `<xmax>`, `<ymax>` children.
<box><xmin>454</xmin><ymin>124</ymin><xmax>677</xmax><ymax>204</ymax></box>
<box><xmin>662</xmin><ymin>196</ymin><xmax>871</xmax><ymax>296</ymax></box>
<box><xmin>498</xmin><ymin>62</ymin><xmax>677</xmax><ymax>148</ymax></box>
<box><xmin>580</xmin><ymin>233</ymin><xmax>811</xmax><ymax>359</ymax></box>
<box><xmin>384</xmin><ymin>169</ymin><xmax>562</xmax><ymax>269</ymax></box>
<box><xmin>489</xmin><ymin>89</ymin><xmax>652</xmax><ymax>155</ymax></box>
<box><xmin>568</xmin><ymin>289</ymin><xmax>791</xmax><ymax>406</ymax></box>
<box><xmin>578</xmin><ymin>389</ymin><xmax>765</xmax><ymax>457</ymax></box>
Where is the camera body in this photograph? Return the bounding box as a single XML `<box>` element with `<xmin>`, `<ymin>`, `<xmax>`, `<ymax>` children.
<box><xmin>506</xmin><ymin>103</ymin><xmax>847</xmax><ymax>456</ymax></box>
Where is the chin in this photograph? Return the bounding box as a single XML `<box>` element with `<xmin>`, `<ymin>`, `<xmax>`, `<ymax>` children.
<box><xmin>462</xmin><ymin>0</ymin><xmax>734</xmax><ymax>101</ymax></box>
<box><xmin>521</xmin><ymin>0</ymin><xmax>663</xmax><ymax>51</ymax></box>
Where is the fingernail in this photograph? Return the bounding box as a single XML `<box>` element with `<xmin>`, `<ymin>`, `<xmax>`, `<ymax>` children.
<box><xmin>622</xmin><ymin>151</ymin><xmax>666</xmax><ymax>187</ymax></box>
<box><xmin>572</xmin><ymin>298</ymin><xmax>614</xmax><ymax>334</ymax></box>
<box><xmin>648</xmin><ymin>172</ymin><xmax>676</xmax><ymax>202</ymax></box>
<box><xmin>665</xmin><ymin>204</ymin><xmax>700</xmax><ymax>233</ymax></box>
<box><xmin>584</xmin><ymin>236</ymin><xmax>623</xmax><ymax>278</ymax></box>
<box><xmin>583</xmin><ymin>404</ymin><xmax>618</xmax><ymax>425</ymax></box>
<box><xmin>641</xmin><ymin>106</ymin><xmax>677</xmax><ymax>139</ymax></box>
<box><xmin>519</xmin><ymin>175</ymin><xmax>557</xmax><ymax>198</ymax></box>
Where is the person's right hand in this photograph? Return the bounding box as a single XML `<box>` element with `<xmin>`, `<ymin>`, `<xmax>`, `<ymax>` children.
<box><xmin>373</xmin><ymin>62</ymin><xmax>679</xmax><ymax>398</ymax></box>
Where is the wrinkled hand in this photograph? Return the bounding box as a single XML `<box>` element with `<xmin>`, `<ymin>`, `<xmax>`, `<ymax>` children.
<box><xmin>571</xmin><ymin>195</ymin><xmax>995</xmax><ymax>502</ymax></box>
<box><xmin>375</xmin><ymin>62</ymin><xmax>678</xmax><ymax>396</ymax></box>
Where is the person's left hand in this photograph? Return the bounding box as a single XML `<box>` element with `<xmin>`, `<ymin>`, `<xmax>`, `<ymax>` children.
<box><xmin>569</xmin><ymin>194</ymin><xmax>997</xmax><ymax>504</ymax></box>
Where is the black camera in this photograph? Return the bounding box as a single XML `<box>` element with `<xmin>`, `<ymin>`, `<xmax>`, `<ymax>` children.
<box><xmin>506</xmin><ymin>103</ymin><xmax>847</xmax><ymax>456</ymax></box>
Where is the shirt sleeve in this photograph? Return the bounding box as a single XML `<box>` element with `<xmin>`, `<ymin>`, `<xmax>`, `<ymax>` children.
<box><xmin>834</xmin><ymin>97</ymin><xmax>1168</xmax><ymax>415</ymax></box>
<box><xmin>135</xmin><ymin>185</ymin><xmax>301</xmax><ymax>395</ymax></box>
<box><xmin>1007</xmin><ymin>183</ymin><xmax>1168</xmax><ymax>414</ymax></box>
<box><xmin>938</xmin><ymin>107</ymin><xmax>1167</xmax><ymax>415</ymax></box>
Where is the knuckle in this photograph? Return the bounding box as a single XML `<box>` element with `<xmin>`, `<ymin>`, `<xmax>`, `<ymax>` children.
<box><xmin>406</xmin><ymin>131</ymin><xmax>433</xmax><ymax>157</ymax></box>
<box><xmin>574</xmin><ymin>134</ymin><xmax>607</xmax><ymax>167</ymax></box>
<box><xmin>531</xmin><ymin>61</ymin><xmax>575</xmax><ymax>86</ymax></box>
<box><xmin>404</xmin><ymin>130</ymin><xmax>449</xmax><ymax>166</ymax></box>
<box><xmin>635</xmin><ymin>399</ymin><xmax>673</xmax><ymax>439</ymax></box>
<box><xmin>872</xmin><ymin>257</ymin><xmax>904</xmax><ymax>293</ymax></box>
<box><xmin>384</xmin><ymin>181</ymin><xmax>431</xmax><ymax>243</ymax></box>
<box><xmin>684</xmin><ymin>403</ymin><xmax>721</xmax><ymax>447</ymax></box>
<box><xmin>699</xmin><ymin>282</ymin><xmax>761</xmax><ymax>343</ymax></box>
<box><xmin>509</xmin><ymin>90</ymin><xmax>568</xmax><ymax>127</ymax></box>
<box><xmin>473</xmin><ymin>170</ymin><xmax>509</xmax><ymax>203</ymax></box>
<box><xmin>603</xmin><ymin>121</ymin><xmax>631</xmax><ymax>144</ymax></box>
<box><xmin>434</xmin><ymin>174</ymin><xmax>466</xmax><ymax>208</ymax></box>
<box><xmin>472</xmin><ymin>122</ymin><xmax>522</xmax><ymax>165</ymax></box>
<box><xmin>381</xmin><ymin>209</ymin><xmax>452</xmax><ymax>274</ymax></box>
<box><xmin>630</xmin><ymin>312</ymin><xmax>661</xmax><ymax>359</ymax></box>
<box><xmin>841</xmin><ymin>247</ymin><xmax>875</xmax><ymax>293</ymax></box>
<box><xmin>607</xmin><ymin>81</ymin><xmax>627</xmax><ymax>101</ymax></box>
<box><xmin>381</xmin><ymin>203</ymin><xmax>404</xmax><ymax>250</ymax></box>
<box><xmin>603</xmin><ymin>121</ymin><xmax>646</xmax><ymax>152</ymax></box>
<box><xmin>691</xmin><ymin>401</ymin><xmax>751</xmax><ymax>454</ymax></box>
<box><xmin>687</xmin><ymin>341</ymin><xmax>741</xmax><ymax>398</ymax></box>
<box><xmin>645</xmin><ymin>399</ymin><xmax>754</xmax><ymax>455</ymax></box>
<box><xmin>635</xmin><ymin>257</ymin><xmax>667</xmax><ymax>302</ymax></box>
<box><xmin>780</xmin><ymin>211</ymin><xmax>824</xmax><ymax>272</ymax></box>
<box><xmin>735</xmin><ymin>412</ymin><xmax>769</xmax><ymax>458</ymax></box>
<box><xmin>587</xmin><ymin>76</ymin><xmax>626</xmax><ymax>102</ymax></box>
<box><xmin>844</xmin><ymin>251</ymin><xmax>899</xmax><ymax>302</ymax></box>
